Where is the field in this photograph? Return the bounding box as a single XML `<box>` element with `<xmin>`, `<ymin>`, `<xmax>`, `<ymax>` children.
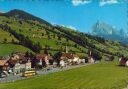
<box><xmin>1</xmin><ymin>61</ymin><xmax>128</xmax><ymax>89</ymax></box>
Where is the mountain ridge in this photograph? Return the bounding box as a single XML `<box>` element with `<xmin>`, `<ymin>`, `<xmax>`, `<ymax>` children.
<box><xmin>91</xmin><ymin>21</ymin><xmax>128</xmax><ymax>43</ymax></box>
<box><xmin>1</xmin><ymin>9</ymin><xmax>52</xmax><ymax>27</ymax></box>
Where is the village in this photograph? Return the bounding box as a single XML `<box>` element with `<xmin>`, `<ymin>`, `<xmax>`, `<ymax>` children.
<box><xmin>1</xmin><ymin>46</ymin><xmax>128</xmax><ymax>83</ymax></box>
<box><xmin>0</xmin><ymin>48</ymin><xmax>99</xmax><ymax>81</ymax></box>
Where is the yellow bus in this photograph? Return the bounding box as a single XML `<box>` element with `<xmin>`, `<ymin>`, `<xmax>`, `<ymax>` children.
<box><xmin>22</xmin><ymin>70</ymin><xmax>36</xmax><ymax>77</ymax></box>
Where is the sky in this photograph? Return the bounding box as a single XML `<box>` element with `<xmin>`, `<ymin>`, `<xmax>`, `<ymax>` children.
<box><xmin>0</xmin><ymin>0</ymin><xmax>127</xmax><ymax>32</ymax></box>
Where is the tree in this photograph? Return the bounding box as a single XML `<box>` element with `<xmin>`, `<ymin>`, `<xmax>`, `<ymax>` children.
<box><xmin>19</xmin><ymin>21</ymin><xmax>23</xmax><ymax>24</ymax></box>
<box><xmin>53</xmin><ymin>34</ymin><xmax>56</xmax><ymax>38</ymax></box>
<box><xmin>74</xmin><ymin>44</ymin><xmax>77</xmax><ymax>48</ymax></box>
<box><xmin>19</xmin><ymin>29</ymin><xmax>22</xmax><ymax>32</ymax></box>
<box><xmin>58</xmin><ymin>35</ymin><xmax>61</xmax><ymax>40</ymax></box>
<box><xmin>44</xmin><ymin>45</ymin><xmax>48</xmax><ymax>54</ymax></box>
<box><xmin>29</xmin><ymin>29</ymin><xmax>31</xmax><ymax>31</ymax></box>
<box><xmin>42</xmin><ymin>33</ymin><xmax>44</xmax><ymax>36</ymax></box>
<box><xmin>9</xmin><ymin>34</ymin><xmax>12</xmax><ymax>36</ymax></box>
<box><xmin>66</xmin><ymin>38</ymin><xmax>69</xmax><ymax>42</ymax></box>
<box><xmin>53</xmin><ymin>51</ymin><xmax>62</xmax><ymax>66</ymax></box>
<box><xmin>33</xmin><ymin>42</ymin><xmax>42</xmax><ymax>53</ymax></box>
<box><xmin>91</xmin><ymin>49</ymin><xmax>102</xmax><ymax>61</ymax></box>
<box><xmin>48</xmin><ymin>35</ymin><xmax>51</xmax><ymax>39</ymax></box>
<box><xmin>11</xmin><ymin>39</ymin><xmax>15</xmax><ymax>43</ymax></box>
<box><xmin>3</xmin><ymin>38</ymin><xmax>7</xmax><ymax>43</ymax></box>
<box><xmin>46</xmin><ymin>30</ymin><xmax>50</xmax><ymax>35</ymax></box>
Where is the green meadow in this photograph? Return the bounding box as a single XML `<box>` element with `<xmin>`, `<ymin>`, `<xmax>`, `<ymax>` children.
<box><xmin>1</xmin><ymin>61</ymin><xmax>128</xmax><ymax>89</ymax></box>
<box><xmin>0</xmin><ymin>44</ymin><xmax>34</xmax><ymax>56</ymax></box>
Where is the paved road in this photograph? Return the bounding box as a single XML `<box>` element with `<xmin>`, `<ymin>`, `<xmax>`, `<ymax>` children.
<box><xmin>0</xmin><ymin>63</ymin><xmax>93</xmax><ymax>83</ymax></box>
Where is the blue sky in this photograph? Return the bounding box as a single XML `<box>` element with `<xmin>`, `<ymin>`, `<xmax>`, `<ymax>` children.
<box><xmin>0</xmin><ymin>0</ymin><xmax>127</xmax><ymax>32</ymax></box>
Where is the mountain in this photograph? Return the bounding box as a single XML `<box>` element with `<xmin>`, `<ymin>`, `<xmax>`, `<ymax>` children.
<box><xmin>91</xmin><ymin>21</ymin><xmax>128</xmax><ymax>43</ymax></box>
<box><xmin>0</xmin><ymin>9</ymin><xmax>128</xmax><ymax>58</ymax></box>
<box><xmin>1</xmin><ymin>9</ymin><xmax>52</xmax><ymax>26</ymax></box>
<box><xmin>0</xmin><ymin>11</ymin><xmax>4</xmax><ymax>15</ymax></box>
<box><xmin>92</xmin><ymin>21</ymin><xmax>117</xmax><ymax>35</ymax></box>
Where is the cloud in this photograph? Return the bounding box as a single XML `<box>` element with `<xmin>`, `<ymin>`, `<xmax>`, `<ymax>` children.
<box><xmin>61</xmin><ymin>25</ymin><xmax>77</xmax><ymax>30</ymax></box>
<box><xmin>99</xmin><ymin>0</ymin><xmax>118</xmax><ymax>6</ymax></box>
<box><xmin>72</xmin><ymin>0</ymin><xmax>92</xmax><ymax>6</ymax></box>
<box><xmin>67</xmin><ymin>25</ymin><xmax>77</xmax><ymax>30</ymax></box>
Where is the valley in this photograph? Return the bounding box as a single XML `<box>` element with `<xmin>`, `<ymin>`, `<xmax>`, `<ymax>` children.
<box><xmin>0</xmin><ymin>9</ymin><xmax>128</xmax><ymax>89</ymax></box>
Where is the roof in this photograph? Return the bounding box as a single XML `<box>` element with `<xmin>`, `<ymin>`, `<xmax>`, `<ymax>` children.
<box><xmin>60</xmin><ymin>53</ymin><xmax>79</xmax><ymax>60</ymax></box>
<box><xmin>47</xmin><ymin>56</ymin><xmax>53</xmax><ymax>60</ymax></box>
<box><xmin>36</xmin><ymin>54</ymin><xmax>53</xmax><ymax>60</ymax></box>
<box><xmin>11</xmin><ymin>52</ymin><xmax>27</xmax><ymax>62</ymax></box>
<box><xmin>8</xmin><ymin>59</ymin><xmax>18</xmax><ymax>65</ymax></box>
<box><xmin>0</xmin><ymin>59</ymin><xmax>8</xmax><ymax>66</ymax></box>
<box><xmin>36</xmin><ymin>54</ymin><xmax>47</xmax><ymax>60</ymax></box>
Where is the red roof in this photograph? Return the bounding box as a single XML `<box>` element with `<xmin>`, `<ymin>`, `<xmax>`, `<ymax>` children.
<box><xmin>8</xmin><ymin>59</ymin><xmax>18</xmax><ymax>65</ymax></box>
<box><xmin>36</xmin><ymin>54</ymin><xmax>53</xmax><ymax>60</ymax></box>
<box><xmin>0</xmin><ymin>59</ymin><xmax>8</xmax><ymax>66</ymax></box>
<box><xmin>36</xmin><ymin>54</ymin><xmax>47</xmax><ymax>60</ymax></box>
<box><xmin>60</xmin><ymin>53</ymin><xmax>79</xmax><ymax>60</ymax></box>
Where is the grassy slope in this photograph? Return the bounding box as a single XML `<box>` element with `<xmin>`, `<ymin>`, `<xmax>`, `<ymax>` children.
<box><xmin>0</xmin><ymin>44</ymin><xmax>34</xmax><ymax>56</ymax></box>
<box><xmin>1</xmin><ymin>61</ymin><xmax>128</xmax><ymax>89</ymax></box>
<box><xmin>0</xmin><ymin>17</ymin><xmax>35</xmax><ymax>56</ymax></box>
<box><xmin>57</xmin><ymin>27</ymin><xmax>128</xmax><ymax>56</ymax></box>
<box><xmin>0</xmin><ymin>29</ymin><xmax>18</xmax><ymax>43</ymax></box>
<box><xmin>0</xmin><ymin>16</ymin><xmax>87</xmax><ymax>57</ymax></box>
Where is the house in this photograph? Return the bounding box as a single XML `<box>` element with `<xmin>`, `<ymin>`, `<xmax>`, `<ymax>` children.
<box><xmin>10</xmin><ymin>52</ymin><xmax>27</xmax><ymax>64</ymax></box>
<box><xmin>88</xmin><ymin>50</ymin><xmax>95</xmax><ymax>63</ymax></box>
<box><xmin>119</xmin><ymin>56</ymin><xmax>127</xmax><ymax>66</ymax></box>
<box><xmin>25</xmin><ymin>60</ymin><xmax>31</xmax><ymax>70</ymax></box>
<box><xmin>12</xmin><ymin>60</ymin><xmax>31</xmax><ymax>75</ymax></box>
<box><xmin>9</xmin><ymin>52</ymin><xmax>32</xmax><ymax>74</ymax></box>
<box><xmin>59</xmin><ymin>53</ymin><xmax>80</xmax><ymax>65</ymax></box>
<box><xmin>125</xmin><ymin>61</ymin><xmax>128</xmax><ymax>67</ymax></box>
<box><xmin>79</xmin><ymin>59</ymin><xmax>86</xmax><ymax>64</ymax></box>
<box><xmin>48</xmin><ymin>56</ymin><xmax>54</xmax><ymax>65</ymax></box>
<box><xmin>36</xmin><ymin>54</ymin><xmax>50</xmax><ymax>67</ymax></box>
<box><xmin>88</xmin><ymin>57</ymin><xmax>95</xmax><ymax>63</ymax></box>
<box><xmin>53</xmin><ymin>61</ymin><xmax>58</xmax><ymax>68</ymax></box>
<box><xmin>0</xmin><ymin>59</ymin><xmax>9</xmax><ymax>76</ymax></box>
<box><xmin>60</xmin><ymin>60</ymin><xmax>67</xmax><ymax>68</ymax></box>
<box><xmin>13</xmin><ymin>63</ymin><xmax>21</xmax><ymax>74</ymax></box>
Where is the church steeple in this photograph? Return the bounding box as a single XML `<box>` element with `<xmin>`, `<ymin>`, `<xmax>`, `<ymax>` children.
<box><xmin>65</xmin><ymin>45</ymin><xmax>68</xmax><ymax>53</ymax></box>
